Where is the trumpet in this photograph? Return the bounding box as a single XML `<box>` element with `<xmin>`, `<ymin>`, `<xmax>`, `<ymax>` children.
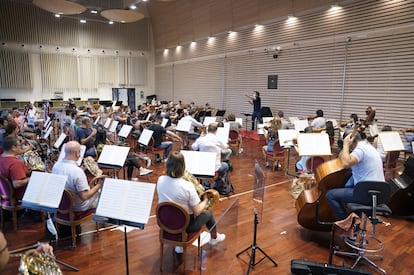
<box><xmin>200</xmin><ymin>189</ymin><xmax>220</xmax><ymax>210</ymax></box>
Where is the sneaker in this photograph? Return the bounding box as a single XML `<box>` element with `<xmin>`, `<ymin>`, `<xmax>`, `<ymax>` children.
<box><xmin>163</xmin><ymin>158</ymin><xmax>168</xmax><ymax>163</ymax></box>
<box><xmin>239</xmin><ymin>148</ymin><xmax>244</xmax><ymax>154</ymax></box>
<box><xmin>209</xmin><ymin>233</ymin><xmax>225</xmax><ymax>246</ymax></box>
<box><xmin>174</xmin><ymin>246</ymin><xmax>183</xmax><ymax>254</ymax></box>
<box><xmin>139</xmin><ymin>168</ymin><xmax>153</xmax><ymax>176</ymax></box>
<box><xmin>146</xmin><ymin>157</ymin><xmax>151</xmax><ymax>168</ymax></box>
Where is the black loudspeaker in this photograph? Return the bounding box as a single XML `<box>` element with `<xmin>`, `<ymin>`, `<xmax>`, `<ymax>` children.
<box><xmin>268</xmin><ymin>75</ymin><xmax>278</xmax><ymax>89</ymax></box>
<box><xmin>291</xmin><ymin>259</ymin><xmax>372</xmax><ymax>275</ymax></box>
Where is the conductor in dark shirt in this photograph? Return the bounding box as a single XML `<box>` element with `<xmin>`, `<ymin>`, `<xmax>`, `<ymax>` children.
<box><xmin>245</xmin><ymin>91</ymin><xmax>263</xmax><ymax>130</ymax></box>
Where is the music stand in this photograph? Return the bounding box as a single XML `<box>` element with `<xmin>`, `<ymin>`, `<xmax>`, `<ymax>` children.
<box><xmin>241</xmin><ymin>113</ymin><xmax>251</xmax><ymax>138</ymax></box>
<box><xmin>297</xmin><ymin>133</ymin><xmax>331</xmax><ymax>173</ymax></box>
<box><xmin>93</xmin><ymin>178</ymin><xmax>156</xmax><ymax>275</ymax></box>
<box><xmin>21</xmin><ymin>171</ymin><xmax>79</xmax><ymax>271</ymax></box>
<box><xmin>278</xmin><ymin>129</ymin><xmax>298</xmax><ymax>176</ymax></box>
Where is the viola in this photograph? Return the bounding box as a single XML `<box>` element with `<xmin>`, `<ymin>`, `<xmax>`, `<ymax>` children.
<box><xmin>295</xmin><ymin>158</ymin><xmax>352</xmax><ymax>231</ymax></box>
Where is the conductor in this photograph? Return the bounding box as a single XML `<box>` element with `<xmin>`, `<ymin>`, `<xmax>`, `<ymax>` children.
<box><xmin>245</xmin><ymin>91</ymin><xmax>263</xmax><ymax>130</ymax></box>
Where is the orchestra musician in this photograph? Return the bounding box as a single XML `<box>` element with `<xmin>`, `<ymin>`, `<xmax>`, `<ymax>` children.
<box><xmin>309</xmin><ymin>109</ymin><xmax>326</xmax><ymax>129</ymax></box>
<box><xmin>326</xmin><ymin>129</ymin><xmax>384</xmax><ymax>220</ymax></box>
<box><xmin>156</xmin><ymin>151</ymin><xmax>225</xmax><ymax>255</ymax></box>
<box><xmin>76</xmin><ymin>117</ymin><xmax>97</xmax><ymax>158</ymax></box>
<box><xmin>401</xmin><ymin>129</ymin><xmax>414</xmax><ymax>154</ymax></box>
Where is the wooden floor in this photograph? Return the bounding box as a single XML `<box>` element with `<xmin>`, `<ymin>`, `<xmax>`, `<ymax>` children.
<box><xmin>2</xmin><ymin>136</ymin><xmax>414</xmax><ymax>274</ymax></box>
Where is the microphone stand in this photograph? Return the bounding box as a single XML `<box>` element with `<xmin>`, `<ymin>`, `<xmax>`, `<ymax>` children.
<box><xmin>236</xmin><ymin>209</ymin><xmax>277</xmax><ymax>274</ymax></box>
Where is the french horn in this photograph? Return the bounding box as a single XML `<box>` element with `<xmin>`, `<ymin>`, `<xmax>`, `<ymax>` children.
<box><xmin>200</xmin><ymin>189</ymin><xmax>220</xmax><ymax>210</ymax></box>
<box><xmin>18</xmin><ymin>249</ymin><xmax>62</xmax><ymax>275</ymax></box>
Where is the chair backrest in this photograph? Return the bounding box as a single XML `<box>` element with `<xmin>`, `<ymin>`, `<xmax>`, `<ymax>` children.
<box><xmin>57</xmin><ymin>189</ymin><xmax>75</xmax><ymax>221</ymax></box>
<box><xmin>402</xmin><ymin>156</ymin><xmax>414</xmax><ymax>179</ymax></box>
<box><xmin>0</xmin><ymin>174</ymin><xmax>16</xmax><ymax>206</ymax></box>
<box><xmin>272</xmin><ymin>140</ymin><xmax>286</xmax><ymax>156</ymax></box>
<box><xmin>228</xmin><ymin>130</ymin><xmax>239</xmax><ymax>143</ymax></box>
<box><xmin>306</xmin><ymin>156</ymin><xmax>325</xmax><ymax>173</ymax></box>
<box><xmin>156</xmin><ymin>201</ymin><xmax>190</xmax><ymax>236</ymax></box>
<box><xmin>384</xmin><ymin>151</ymin><xmax>400</xmax><ymax>168</ymax></box>
<box><xmin>352</xmin><ymin>181</ymin><xmax>391</xmax><ymax>206</ymax></box>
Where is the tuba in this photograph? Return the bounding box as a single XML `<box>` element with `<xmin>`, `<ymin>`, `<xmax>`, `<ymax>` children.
<box><xmin>18</xmin><ymin>249</ymin><xmax>62</xmax><ymax>275</ymax></box>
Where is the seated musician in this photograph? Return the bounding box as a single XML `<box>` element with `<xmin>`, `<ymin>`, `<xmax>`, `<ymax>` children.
<box><xmin>0</xmin><ymin>136</ymin><xmax>30</xmax><ymax>201</ymax></box>
<box><xmin>310</xmin><ymin>109</ymin><xmax>326</xmax><ymax>129</ymax></box>
<box><xmin>148</xmin><ymin>115</ymin><xmax>183</xmax><ymax>162</ymax></box>
<box><xmin>261</xmin><ymin>117</ymin><xmax>281</xmax><ymax>167</ymax></box>
<box><xmin>277</xmin><ymin>110</ymin><xmax>290</xmax><ymax>129</ymax></box>
<box><xmin>156</xmin><ymin>151</ymin><xmax>225</xmax><ymax>254</ymax></box>
<box><xmin>192</xmin><ymin>123</ymin><xmax>231</xmax><ymax>174</ymax></box>
<box><xmin>401</xmin><ymin>129</ymin><xmax>414</xmax><ymax>154</ymax></box>
<box><xmin>52</xmin><ymin>141</ymin><xmax>102</xmax><ymax>211</ymax></box>
<box><xmin>3</xmin><ymin>123</ymin><xmax>33</xmax><ymax>155</ymax></box>
<box><xmin>76</xmin><ymin>117</ymin><xmax>97</xmax><ymax>158</ymax></box>
<box><xmin>179</xmin><ymin>109</ymin><xmax>203</xmax><ymax>140</ymax></box>
<box><xmin>326</xmin><ymin>129</ymin><xmax>384</xmax><ymax>220</ymax></box>
<box><xmin>226</xmin><ymin>113</ymin><xmax>243</xmax><ymax>154</ymax></box>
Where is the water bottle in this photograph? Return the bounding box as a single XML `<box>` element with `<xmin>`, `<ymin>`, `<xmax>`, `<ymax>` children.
<box><xmin>201</xmin><ymin>249</ymin><xmax>207</xmax><ymax>270</ymax></box>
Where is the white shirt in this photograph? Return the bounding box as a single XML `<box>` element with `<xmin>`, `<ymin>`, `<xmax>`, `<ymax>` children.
<box><xmin>157</xmin><ymin>175</ymin><xmax>200</xmax><ymax>214</ymax></box>
<box><xmin>311</xmin><ymin>117</ymin><xmax>326</xmax><ymax>129</ymax></box>
<box><xmin>180</xmin><ymin>115</ymin><xmax>202</xmax><ymax>134</ymax></box>
<box><xmin>192</xmin><ymin>133</ymin><xmax>227</xmax><ymax>171</ymax></box>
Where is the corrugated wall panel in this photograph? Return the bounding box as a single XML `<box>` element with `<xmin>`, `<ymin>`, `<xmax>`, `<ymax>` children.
<box><xmin>0</xmin><ymin>50</ymin><xmax>31</xmax><ymax>89</ymax></box>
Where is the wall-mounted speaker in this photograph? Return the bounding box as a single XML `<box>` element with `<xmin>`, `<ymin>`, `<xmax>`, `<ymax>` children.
<box><xmin>268</xmin><ymin>75</ymin><xmax>278</xmax><ymax>89</ymax></box>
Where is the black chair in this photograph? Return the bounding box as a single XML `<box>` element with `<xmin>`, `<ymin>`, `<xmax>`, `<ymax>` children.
<box><xmin>331</xmin><ymin>181</ymin><xmax>392</xmax><ymax>275</ymax></box>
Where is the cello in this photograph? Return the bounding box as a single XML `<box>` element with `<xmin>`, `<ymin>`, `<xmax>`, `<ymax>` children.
<box><xmin>295</xmin><ymin>158</ymin><xmax>352</xmax><ymax>231</ymax></box>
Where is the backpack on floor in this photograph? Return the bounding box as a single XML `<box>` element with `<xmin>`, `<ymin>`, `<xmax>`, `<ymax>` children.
<box><xmin>214</xmin><ymin>172</ymin><xmax>234</xmax><ymax>196</ymax></box>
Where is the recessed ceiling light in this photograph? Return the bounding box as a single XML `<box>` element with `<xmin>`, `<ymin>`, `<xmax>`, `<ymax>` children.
<box><xmin>90</xmin><ymin>9</ymin><xmax>98</xmax><ymax>14</ymax></box>
<box><xmin>80</xmin><ymin>19</ymin><xmax>86</xmax><ymax>23</ymax></box>
<box><xmin>130</xmin><ymin>5</ymin><xmax>137</xmax><ymax>10</ymax></box>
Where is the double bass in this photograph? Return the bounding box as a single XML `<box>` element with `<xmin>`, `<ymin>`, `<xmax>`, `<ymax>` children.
<box><xmin>295</xmin><ymin>158</ymin><xmax>352</xmax><ymax>231</ymax></box>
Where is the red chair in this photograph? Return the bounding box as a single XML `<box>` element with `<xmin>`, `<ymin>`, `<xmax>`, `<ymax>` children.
<box><xmin>265</xmin><ymin>140</ymin><xmax>287</xmax><ymax>172</ymax></box>
<box><xmin>305</xmin><ymin>156</ymin><xmax>326</xmax><ymax>173</ymax></box>
<box><xmin>55</xmin><ymin>176</ymin><xmax>105</xmax><ymax>248</ymax></box>
<box><xmin>146</xmin><ymin>136</ymin><xmax>165</xmax><ymax>162</ymax></box>
<box><xmin>0</xmin><ymin>174</ymin><xmax>24</xmax><ymax>231</ymax></box>
<box><xmin>228</xmin><ymin>129</ymin><xmax>241</xmax><ymax>156</ymax></box>
<box><xmin>156</xmin><ymin>201</ymin><xmax>202</xmax><ymax>272</ymax></box>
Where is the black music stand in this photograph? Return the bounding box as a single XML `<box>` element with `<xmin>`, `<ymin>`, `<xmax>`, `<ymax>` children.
<box><xmin>242</xmin><ymin>113</ymin><xmax>251</xmax><ymax>138</ymax></box>
<box><xmin>93</xmin><ymin>178</ymin><xmax>156</xmax><ymax>275</ymax></box>
<box><xmin>236</xmin><ymin>209</ymin><xmax>277</xmax><ymax>274</ymax></box>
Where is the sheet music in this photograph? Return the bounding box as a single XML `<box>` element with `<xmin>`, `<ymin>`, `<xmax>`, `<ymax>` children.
<box><xmin>203</xmin><ymin>116</ymin><xmax>217</xmax><ymax>126</ymax></box>
<box><xmin>43</xmin><ymin>126</ymin><xmax>53</xmax><ymax>139</ymax></box>
<box><xmin>138</xmin><ymin>128</ymin><xmax>153</xmax><ymax>146</ymax></box>
<box><xmin>236</xmin><ymin>118</ymin><xmax>243</xmax><ymax>125</ymax></box>
<box><xmin>180</xmin><ymin>150</ymin><xmax>216</xmax><ymax>176</ymax></box>
<box><xmin>278</xmin><ymin>129</ymin><xmax>297</xmax><ymax>147</ymax></box>
<box><xmin>109</xmin><ymin>120</ymin><xmax>119</xmax><ymax>133</ymax></box>
<box><xmin>294</xmin><ymin>119</ymin><xmax>309</xmax><ymax>134</ymax></box>
<box><xmin>98</xmin><ymin>145</ymin><xmax>130</xmax><ymax>167</ymax></box>
<box><xmin>104</xmin><ymin>118</ymin><xmax>112</xmax><ymax>128</ymax></box>
<box><xmin>22</xmin><ymin>171</ymin><xmax>67</xmax><ymax>209</ymax></box>
<box><xmin>94</xmin><ymin>116</ymin><xmax>101</xmax><ymax>125</ymax></box>
<box><xmin>58</xmin><ymin>144</ymin><xmax>86</xmax><ymax>166</ymax></box>
<box><xmin>262</xmin><ymin>117</ymin><xmax>273</xmax><ymax>124</ymax></box>
<box><xmin>161</xmin><ymin>118</ymin><xmax>169</xmax><ymax>128</ymax></box>
<box><xmin>379</xmin><ymin>131</ymin><xmax>405</xmax><ymax>152</ymax></box>
<box><xmin>216</xmin><ymin>127</ymin><xmax>229</xmax><ymax>144</ymax></box>
<box><xmin>53</xmin><ymin>133</ymin><xmax>67</xmax><ymax>149</ymax></box>
<box><xmin>297</xmin><ymin>133</ymin><xmax>331</xmax><ymax>156</ymax></box>
<box><xmin>176</xmin><ymin>119</ymin><xmax>191</xmax><ymax>132</ymax></box>
<box><xmin>257</xmin><ymin>124</ymin><xmax>265</xmax><ymax>135</ymax></box>
<box><xmin>289</xmin><ymin>117</ymin><xmax>299</xmax><ymax>124</ymax></box>
<box><xmin>95</xmin><ymin>178</ymin><xmax>155</xmax><ymax>225</ymax></box>
<box><xmin>118</xmin><ymin>125</ymin><xmax>133</xmax><ymax>138</ymax></box>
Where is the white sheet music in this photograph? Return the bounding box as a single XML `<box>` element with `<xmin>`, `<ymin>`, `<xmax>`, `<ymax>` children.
<box><xmin>180</xmin><ymin>150</ymin><xmax>216</xmax><ymax>176</ymax></box>
<box><xmin>203</xmin><ymin>116</ymin><xmax>217</xmax><ymax>126</ymax></box>
<box><xmin>236</xmin><ymin>118</ymin><xmax>243</xmax><ymax>125</ymax></box>
<box><xmin>161</xmin><ymin>118</ymin><xmax>169</xmax><ymax>128</ymax></box>
<box><xmin>138</xmin><ymin>128</ymin><xmax>153</xmax><ymax>146</ymax></box>
<box><xmin>43</xmin><ymin>126</ymin><xmax>53</xmax><ymax>139</ymax></box>
<box><xmin>94</xmin><ymin>116</ymin><xmax>101</xmax><ymax>125</ymax></box>
<box><xmin>294</xmin><ymin>119</ymin><xmax>309</xmax><ymax>134</ymax></box>
<box><xmin>297</xmin><ymin>133</ymin><xmax>331</xmax><ymax>156</ymax></box>
<box><xmin>104</xmin><ymin>118</ymin><xmax>112</xmax><ymax>128</ymax></box>
<box><xmin>289</xmin><ymin>117</ymin><xmax>299</xmax><ymax>124</ymax></box>
<box><xmin>22</xmin><ymin>171</ymin><xmax>67</xmax><ymax>209</ymax></box>
<box><xmin>109</xmin><ymin>120</ymin><xmax>119</xmax><ymax>133</ymax></box>
<box><xmin>98</xmin><ymin>145</ymin><xmax>130</xmax><ymax>167</ymax></box>
<box><xmin>216</xmin><ymin>127</ymin><xmax>229</xmax><ymax>145</ymax></box>
<box><xmin>58</xmin><ymin>144</ymin><xmax>86</xmax><ymax>166</ymax></box>
<box><xmin>278</xmin><ymin>129</ymin><xmax>297</xmax><ymax>147</ymax></box>
<box><xmin>95</xmin><ymin>178</ymin><xmax>155</xmax><ymax>225</ymax></box>
<box><xmin>118</xmin><ymin>125</ymin><xmax>133</xmax><ymax>138</ymax></box>
<box><xmin>379</xmin><ymin>131</ymin><xmax>405</xmax><ymax>152</ymax></box>
<box><xmin>262</xmin><ymin>117</ymin><xmax>273</xmax><ymax>124</ymax></box>
<box><xmin>53</xmin><ymin>133</ymin><xmax>67</xmax><ymax>149</ymax></box>
<box><xmin>176</xmin><ymin>119</ymin><xmax>191</xmax><ymax>132</ymax></box>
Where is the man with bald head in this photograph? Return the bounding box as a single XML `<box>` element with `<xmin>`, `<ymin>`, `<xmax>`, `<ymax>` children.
<box><xmin>52</xmin><ymin>141</ymin><xmax>102</xmax><ymax>211</ymax></box>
